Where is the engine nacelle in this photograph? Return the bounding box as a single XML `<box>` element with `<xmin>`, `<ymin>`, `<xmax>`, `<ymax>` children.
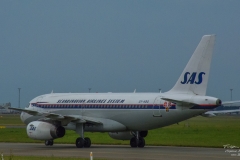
<box><xmin>139</xmin><ymin>130</ymin><xmax>148</xmax><ymax>138</ymax></box>
<box><xmin>26</xmin><ymin>121</ymin><xmax>65</xmax><ymax>140</ymax></box>
<box><xmin>108</xmin><ymin>131</ymin><xmax>148</xmax><ymax>140</ymax></box>
<box><xmin>108</xmin><ymin>132</ymin><xmax>133</xmax><ymax>140</ymax></box>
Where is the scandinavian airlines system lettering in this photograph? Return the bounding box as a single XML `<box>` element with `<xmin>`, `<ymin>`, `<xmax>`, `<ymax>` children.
<box><xmin>57</xmin><ymin>99</ymin><xmax>125</xmax><ymax>104</ymax></box>
<box><xmin>57</xmin><ymin>99</ymin><xmax>86</xmax><ymax>103</ymax></box>
<box><xmin>29</xmin><ymin>124</ymin><xmax>36</xmax><ymax>131</ymax></box>
<box><xmin>181</xmin><ymin>72</ymin><xmax>205</xmax><ymax>84</ymax></box>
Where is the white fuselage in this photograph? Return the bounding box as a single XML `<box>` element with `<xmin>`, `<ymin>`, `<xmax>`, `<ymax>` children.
<box><xmin>21</xmin><ymin>92</ymin><xmax>219</xmax><ymax>132</ymax></box>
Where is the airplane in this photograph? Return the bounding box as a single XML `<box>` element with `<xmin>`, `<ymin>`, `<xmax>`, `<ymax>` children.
<box><xmin>203</xmin><ymin>101</ymin><xmax>240</xmax><ymax>117</ymax></box>
<box><xmin>8</xmin><ymin>35</ymin><xmax>222</xmax><ymax>148</ymax></box>
<box><xmin>203</xmin><ymin>109</ymin><xmax>240</xmax><ymax>117</ymax></box>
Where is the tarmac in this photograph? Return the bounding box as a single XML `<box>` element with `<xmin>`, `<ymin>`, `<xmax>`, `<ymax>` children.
<box><xmin>0</xmin><ymin>143</ymin><xmax>239</xmax><ymax>160</ymax></box>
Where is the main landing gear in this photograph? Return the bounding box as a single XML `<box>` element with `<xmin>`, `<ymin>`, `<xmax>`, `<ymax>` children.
<box><xmin>45</xmin><ymin>140</ymin><xmax>54</xmax><ymax>146</ymax></box>
<box><xmin>130</xmin><ymin>131</ymin><xmax>145</xmax><ymax>148</ymax></box>
<box><xmin>75</xmin><ymin>123</ymin><xmax>91</xmax><ymax>148</ymax></box>
<box><xmin>76</xmin><ymin>137</ymin><xmax>91</xmax><ymax>148</ymax></box>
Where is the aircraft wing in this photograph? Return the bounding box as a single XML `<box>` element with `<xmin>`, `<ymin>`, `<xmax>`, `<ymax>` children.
<box><xmin>41</xmin><ymin>114</ymin><xmax>102</xmax><ymax>125</ymax></box>
<box><xmin>8</xmin><ymin>107</ymin><xmax>102</xmax><ymax>125</ymax></box>
<box><xmin>202</xmin><ymin>109</ymin><xmax>240</xmax><ymax>117</ymax></box>
<box><xmin>8</xmin><ymin>107</ymin><xmax>41</xmax><ymax>116</ymax></box>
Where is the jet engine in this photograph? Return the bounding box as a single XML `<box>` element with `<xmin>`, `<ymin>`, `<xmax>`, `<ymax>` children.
<box><xmin>108</xmin><ymin>131</ymin><xmax>148</xmax><ymax>140</ymax></box>
<box><xmin>26</xmin><ymin>121</ymin><xmax>65</xmax><ymax>140</ymax></box>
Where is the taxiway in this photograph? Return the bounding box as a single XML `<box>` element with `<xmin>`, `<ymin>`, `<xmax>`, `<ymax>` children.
<box><xmin>0</xmin><ymin>143</ymin><xmax>239</xmax><ymax>160</ymax></box>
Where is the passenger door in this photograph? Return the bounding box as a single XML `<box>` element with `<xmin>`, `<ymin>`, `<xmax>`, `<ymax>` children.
<box><xmin>153</xmin><ymin>96</ymin><xmax>162</xmax><ymax>117</ymax></box>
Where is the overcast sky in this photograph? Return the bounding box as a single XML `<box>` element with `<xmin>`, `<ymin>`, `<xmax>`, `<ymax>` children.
<box><xmin>0</xmin><ymin>1</ymin><xmax>240</xmax><ymax>108</ymax></box>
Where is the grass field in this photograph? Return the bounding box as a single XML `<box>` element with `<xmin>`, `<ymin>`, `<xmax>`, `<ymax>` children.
<box><xmin>0</xmin><ymin>114</ymin><xmax>24</xmax><ymax>126</ymax></box>
<box><xmin>0</xmin><ymin>114</ymin><xmax>240</xmax><ymax>148</ymax></box>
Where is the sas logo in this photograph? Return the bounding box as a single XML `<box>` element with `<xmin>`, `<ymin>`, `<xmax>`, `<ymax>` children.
<box><xmin>29</xmin><ymin>124</ymin><xmax>36</xmax><ymax>131</ymax></box>
<box><xmin>181</xmin><ymin>72</ymin><xmax>205</xmax><ymax>84</ymax></box>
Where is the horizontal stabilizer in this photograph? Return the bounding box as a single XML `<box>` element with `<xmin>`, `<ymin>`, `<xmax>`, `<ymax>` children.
<box><xmin>161</xmin><ymin>97</ymin><xmax>197</xmax><ymax>106</ymax></box>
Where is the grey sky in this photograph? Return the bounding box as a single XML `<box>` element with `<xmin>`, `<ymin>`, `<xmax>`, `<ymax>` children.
<box><xmin>0</xmin><ymin>1</ymin><xmax>240</xmax><ymax>108</ymax></box>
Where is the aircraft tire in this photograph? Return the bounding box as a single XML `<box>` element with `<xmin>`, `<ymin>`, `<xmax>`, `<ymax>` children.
<box><xmin>45</xmin><ymin>140</ymin><xmax>53</xmax><ymax>146</ymax></box>
<box><xmin>76</xmin><ymin>137</ymin><xmax>84</xmax><ymax>148</ymax></box>
<box><xmin>138</xmin><ymin>137</ymin><xmax>145</xmax><ymax>148</ymax></box>
<box><xmin>130</xmin><ymin>137</ymin><xmax>138</xmax><ymax>148</ymax></box>
<box><xmin>84</xmin><ymin>137</ymin><xmax>91</xmax><ymax>148</ymax></box>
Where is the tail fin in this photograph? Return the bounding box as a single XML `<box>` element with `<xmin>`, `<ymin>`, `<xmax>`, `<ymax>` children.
<box><xmin>168</xmin><ymin>35</ymin><xmax>215</xmax><ymax>95</ymax></box>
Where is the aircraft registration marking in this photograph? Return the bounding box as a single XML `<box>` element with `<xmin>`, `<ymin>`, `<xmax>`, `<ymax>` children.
<box><xmin>138</xmin><ymin>100</ymin><xmax>149</xmax><ymax>103</ymax></box>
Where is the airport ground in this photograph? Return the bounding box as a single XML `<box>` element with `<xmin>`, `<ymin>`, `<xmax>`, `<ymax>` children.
<box><xmin>1</xmin><ymin>143</ymin><xmax>240</xmax><ymax>160</ymax></box>
<box><xmin>0</xmin><ymin>114</ymin><xmax>240</xmax><ymax>159</ymax></box>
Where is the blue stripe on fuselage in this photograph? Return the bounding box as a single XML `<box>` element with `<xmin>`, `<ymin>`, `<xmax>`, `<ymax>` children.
<box><xmin>31</xmin><ymin>103</ymin><xmax>217</xmax><ymax>110</ymax></box>
<box><xmin>31</xmin><ymin>103</ymin><xmax>176</xmax><ymax>110</ymax></box>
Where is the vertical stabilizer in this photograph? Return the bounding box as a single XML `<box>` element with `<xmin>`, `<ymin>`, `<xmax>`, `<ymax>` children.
<box><xmin>168</xmin><ymin>35</ymin><xmax>215</xmax><ymax>95</ymax></box>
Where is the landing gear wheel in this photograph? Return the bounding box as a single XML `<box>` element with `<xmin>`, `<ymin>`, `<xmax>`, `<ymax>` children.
<box><xmin>76</xmin><ymin>137</ymin><xmax>84</xmax><ymax>148</ymax></box>
<box><xmin>130</xmin><ymin>137</ymin><xmax>145</xmax><ymax>148</ymax></box>
<box><xmin>45</xmin><ymin>140</ymin><xmax>53</xmax><ymax>146</ymax></box>
<box><xmin>138</xmin><ymin>137</ymin><xmax>145</xmax><ymax>148</ymax></box>
<box><xmin>130</xmin><ymin>137</ymin><xmax>138</xmax><ymax>148</ymax></box>
<box><xmin>49</xmin><ymin>140</ymin><xmax>54</xmax><ymax>146</ymax></box>
<box><xmin>84</xmin><ymin>137</ymin><xmax>91</xmax><ymax>148</ymax></box>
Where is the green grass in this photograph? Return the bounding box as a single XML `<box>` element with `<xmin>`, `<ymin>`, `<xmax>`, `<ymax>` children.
<box><xmin>0</xmin><ymin>114</ymin><xmax>24</xmax><ymax>126</ymax></box>
<box><xmin>146</xmin><ymin>116</ymin><xmax>240</xmax><ymax>147</ymax></box>
<box><xmin>0</xmin><ymin>115</ymin><xmax>240</xmax><ymax>147</ymax></box>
